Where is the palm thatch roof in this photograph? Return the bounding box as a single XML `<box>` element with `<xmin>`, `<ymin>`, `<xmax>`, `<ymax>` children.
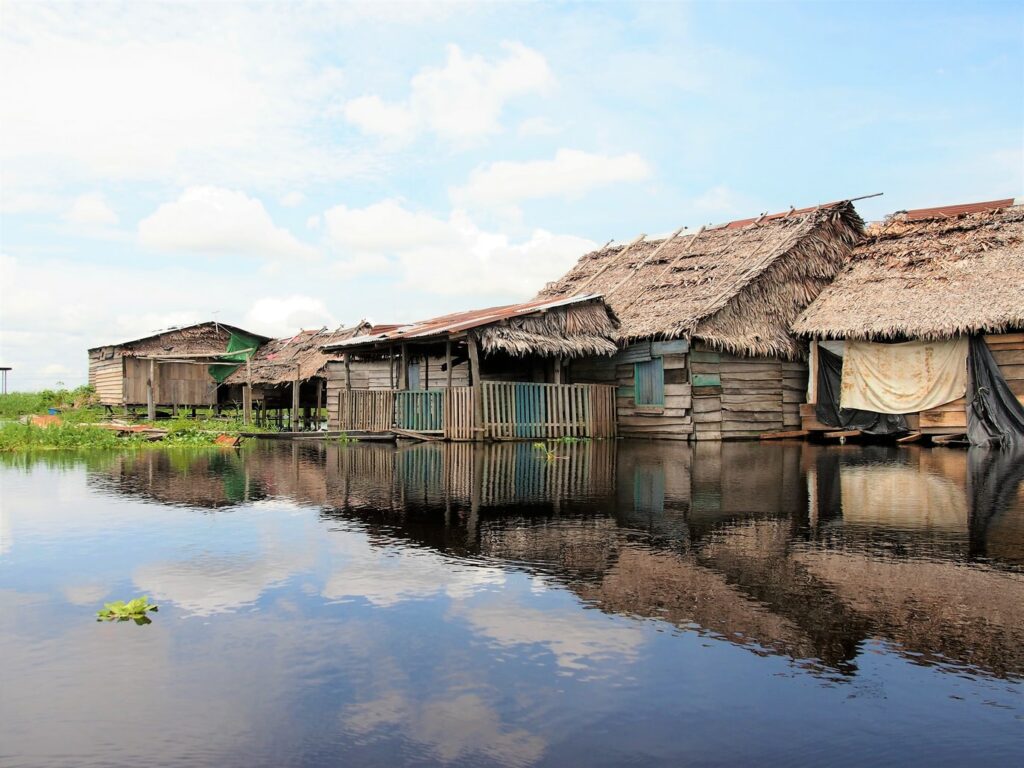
<box><xmin>538</xmin><ymin>201</ymin><xmax>864</xmax><ymax>359</ymax></box>
<box><xmin>792</xmin><ymin>202</ymin><xmax>1024</xmax><ymax>340</ymax></box>
<box><xmin>88</xmin><ymin>322</ymin><xmax>269</xmax><ymax>356</ymax></box>
<box><xmin>324</xmin><ymin>295</ymin><xmax>619</xmax><ymax>359</ymax></box>
<box><xmin>224</xmin><ymin>323</ymin><xmax>372</xmax><ymax>386</ymax></box>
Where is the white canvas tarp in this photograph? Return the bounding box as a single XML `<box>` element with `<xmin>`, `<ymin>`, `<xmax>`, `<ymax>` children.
<box><xmin>840</xmin><ymin>338</ymin><xmax>968</xmax><ymax>414</ymax></box>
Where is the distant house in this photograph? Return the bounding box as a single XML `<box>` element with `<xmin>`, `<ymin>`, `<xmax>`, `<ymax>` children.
<box><xmin>87</xmin><ymin>322</ymin><xmax>269</xmax><ymax>415</ymax></box>
<box><xmin>539</xmin><ymin>201</ymin><xmax>865</xmax><ymax>440</ymax></box>
<box><xmin>792</xmin><ymin>199</ymin><xmax>1024</xmax><ymax>439</ymax></box>
<box><xmin>220</xmin><ymin>323</ymin><xmax>371</xmax><ymax>430</ymax></box>
<box><xmin>321</xmin><ymin>295</ymin><xmax>620</xmax><ymax>439</ymax></box>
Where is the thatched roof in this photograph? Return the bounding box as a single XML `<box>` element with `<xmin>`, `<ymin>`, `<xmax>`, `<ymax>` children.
<box><xmin>89</xmin><ymin>321</ymin><xmax>269</xmax><ymax>356</ymax></box>
<box><xmin>225</xmin><ymin>323</ymin><xmax>372</xmax><ymax>386</ymax></box>
<box><xmin>793</xmin><ymin>202</ymin><xmax>1024</xmax><ymax>340</ymax></box>
<box><xmin>538</xmin><ymin>201</ymin><xmax>864</xmax><ymax>359</ymax></box>
<box><xmin>324</xmin><ymin>295</ymin><xmax>619</xmax><ymax>359</ymax></box>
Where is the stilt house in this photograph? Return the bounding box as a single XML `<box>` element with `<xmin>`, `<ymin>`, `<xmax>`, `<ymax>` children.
<box><xmin>792</xmin><ymin>199</ymin><xmax>1024</xmax><ymax>440</ymax></box>
<box><xmin>87</xmin><ymin>322</ymin><xmax>269</xmax><ymax>416</ymax></box>
<box><xmin>322</xmin><ymin>295</ymin><xmax>620</xmax><ymax>440</ymax></box>
<box><xmin>221</xmin><ymin>323</ymin><xmax>371</xmax><ymax>430</ymax></box>
<box><xmin>537</xmin><ymin>201</ymin><xmax>865</xmax><ymax>440</ymax></box>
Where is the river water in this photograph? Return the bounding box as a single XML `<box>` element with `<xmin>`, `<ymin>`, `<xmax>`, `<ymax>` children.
<box><xmin>1</xmin><ymin>440</ymin><xmax>1022</xmax><ymax>767</ymax></box>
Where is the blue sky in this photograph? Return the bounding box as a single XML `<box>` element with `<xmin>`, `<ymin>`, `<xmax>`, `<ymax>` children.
<box><xmin>1</xmin><ymin>0</ymin><xmax>1021</xmax><ymax>388</ymax></box>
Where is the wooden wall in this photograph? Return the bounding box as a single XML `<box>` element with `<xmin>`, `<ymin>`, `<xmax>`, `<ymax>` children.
<box><xmin>89</xmin><ymin>355</ymin><xmax>125</xmax><ymax>405</ymax></box>
<box><xmin>689</xmin><ymin>344</ymin><xmax>805</xmax><ymax>441</ymax></box>
<box><xmin>122</xmin><ymin>358</ymin><xmax>218</xmax><ymax>407</ymax></box>
<box><xmin>570</xmin><ymin>340</ymin><xmax>803</xmax><ymax>441</ymax></box>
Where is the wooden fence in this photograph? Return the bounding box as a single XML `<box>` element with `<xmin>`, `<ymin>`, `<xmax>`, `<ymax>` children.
<box><xmin>336</xmin><ymin>382</ymin><xmax>617</xmax><ymax>440</ymax></box>
<box><xmin>337</xmin><ymin>389</ymin><xmax>395</xmax><ymax>432</ymax></box>
<box><xmin>478</xmin><ymin>382</ymin><xmax>617</xmax><ymax>440</ymax></box>
<box><xmin>395</xmin><ymin>390</ymin><xmax>444</xmax><ymax>433</ymax></box>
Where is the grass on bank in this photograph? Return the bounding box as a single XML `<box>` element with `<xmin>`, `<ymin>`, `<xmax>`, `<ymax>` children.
<box><xmin>0</xmin><ymin>386</ymin><xmax>273</xmax><ymax>452</ymax></box>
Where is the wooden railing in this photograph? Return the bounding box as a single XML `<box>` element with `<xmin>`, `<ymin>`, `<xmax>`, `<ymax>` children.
<box><xmin>478</xmin><ymin>382</ymin><xmax>617</xmax><ymax>439</ymax></box>
<box><xmin>337</xmin><ymin>389</ymin><xmax>395</xmax><ymax>432</ymax></box>
<box><xmin>336</xmin><ymin>383</ymin><xmax>617</xmax><ymax>440</ymax></box>
<box><xmin>395</xmin><ymin>390</ymin><xmax>444</xmax><ymax>433</ymax></box>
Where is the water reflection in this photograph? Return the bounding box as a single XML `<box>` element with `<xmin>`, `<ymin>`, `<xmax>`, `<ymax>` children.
<box><xmin>2</xmin><ymin>440</ymin><xmax>1022</xmax><ymax>767</ymax></box>
<box><xmin>79</xmin><ymin>440</ymin><xmax>1024</xmax><ymax>681</ymax></box>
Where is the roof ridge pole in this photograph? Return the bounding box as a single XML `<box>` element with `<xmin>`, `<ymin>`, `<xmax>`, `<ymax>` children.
<box><xmin>603</xmin><ymin>226</ymin><xmax>687</xmax><ymax>300</ymax></box>
<box><xmin>573</xmin><ymin>233</ymin><xmax>647</xmax><ymax>295</ymax></box>
<box><xmin>617</xmin><ymin>225</ymin><xmax>708</xmax><ymax>316</ymax></box>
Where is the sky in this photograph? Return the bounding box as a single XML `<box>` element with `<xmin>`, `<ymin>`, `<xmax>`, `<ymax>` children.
<box><xmin>1</xmin><ymin>0</ymin><xmax>1021</xmax><ymax>389</ymax></box>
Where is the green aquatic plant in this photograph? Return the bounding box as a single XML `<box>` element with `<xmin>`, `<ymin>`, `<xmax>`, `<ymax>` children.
<box><xmin>96</xmin><ymin>596</ymin><xmax>159</xmax><ymax>625</ymax></box>
<box><xmin>531</xmin><ymin>442</ymin><xmax>559</xmax><ymax>462</ymax></box>
<box><xmin>553</xmin><ymin>436</ymin><xmax>590</xmax><ymax>444</ymax></box>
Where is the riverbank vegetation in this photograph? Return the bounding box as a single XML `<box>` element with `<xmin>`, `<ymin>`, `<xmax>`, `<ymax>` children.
<box><xmin>0</xmin><ymin>386</ymin><xmax>268</xmax><ymax>452</ymax></box>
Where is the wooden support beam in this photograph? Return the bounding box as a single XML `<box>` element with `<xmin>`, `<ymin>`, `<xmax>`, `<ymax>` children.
<box><xmin>146</xmin><ymin>359</ymin><xmax>156</xmax><ymax>421</ymax></box>
<box><xmin>344</xmin><ymin>353</ymin><xmax>352</xmax><ymax>392</ymax></box>
<box><xmin>243</xmin><ymin>356</ymin><xmax>253</xmax><ymax>426</ymax></box>
<box><xmin>553</xmin><ymin>357</ymin><xmax>563</xmax><ymax>384</ymax></box>
<box><xmin>467</xmin><ymin>333</ymin><xmax>483</xmax><ymax>436</ymax></box>
<box><xmin>896</xmin><ymin>432</ymin><xmax>923</xmax><ymax>443</ymax></box>
<box><xmin>400</xmin><ymin>343</ymin><xmax>409</xmax><ymax>390</ymax></box>
<box><xmin>824</xmin><ymin>429</ymin><xmax>861</xmax><ymax>440</ymax></box>
<box><xmin>445</xmin><ymin>340</ymin><xmax>453</xmax><ymax>388</ymax></box>
<box><xmin>292</xmin><ymin>366</ymin><xmax>301</xmax><ymax>431</ymax></box>
<box><xmin>759</xmin><ymin>429</ymin><xmax>809</xmax><ymax>440</ymax></box>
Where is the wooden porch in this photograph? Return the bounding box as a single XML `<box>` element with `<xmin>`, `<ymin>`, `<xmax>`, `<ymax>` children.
<box><xmin>336</xmin><ymin>382</ymin><xmax>617</xmax><ymax>441</ymax></box>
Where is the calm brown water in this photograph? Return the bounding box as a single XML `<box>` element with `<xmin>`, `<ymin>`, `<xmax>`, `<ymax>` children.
<box><xmin>1</xmin><ymin>440</ymin><xmax>1022</xmax><ymax>767</ymax></box>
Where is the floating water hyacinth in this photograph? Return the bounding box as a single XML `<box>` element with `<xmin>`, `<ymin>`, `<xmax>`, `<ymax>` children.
<box><xmin>96</xmin><ymin>596</ymin><xmax>159</xmax><ymax>625</ymax></box>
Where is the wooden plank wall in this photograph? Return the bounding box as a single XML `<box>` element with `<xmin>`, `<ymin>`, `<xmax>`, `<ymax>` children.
<box><xmin>91</xmin><ymin>356</ymin><xmax>125</xmax><ymax>405</ymax></box>
<box><xmin>691</xmin><ymin>344</ymin><xmax>804</xmax><ymax>441</ymax></box>
<box><xmin>571</xmin><ymin>341</ymin><xmax>693</xmax><ymax>441</ymax></box>
<box><xmin>336</xmin><ymin>389</ymin><xmax>395</xmax><ymax>432</ymax></box>
<box><xmin>122</xmin><ymin>357</ymin><xmax>218</xmax><ymax>406</ymax></box>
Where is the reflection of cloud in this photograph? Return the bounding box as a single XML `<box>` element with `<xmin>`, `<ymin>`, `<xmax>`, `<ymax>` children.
<box><xmin>343</xmin><ymin>691</ymin><xmax>545</xmax><ymax>766</ymax></box>
<box><xmin>455</xmin><ymin>598</ymin><xmax>645</xmax><ymax>671</ymax></box>
<box><xmin>134</xmin><ymin>551</ymin><xmax>312</xmax><ymax>617</ymax></box>
<box><xmin>62</xmin><ymin>583</ymin><xmax>109</xmax><ymax>606</ymax></box>
<box><xmin>0</xmin><ymin>503</ymin><xmax>10</xmax><ymax>556</ymax></box>
<box><xmin>322</xmin><ymin>537</ymin><xmax>505</xmax><ymax>607</ymax></box>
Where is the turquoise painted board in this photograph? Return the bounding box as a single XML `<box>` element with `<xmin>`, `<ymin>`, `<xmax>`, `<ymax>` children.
<box><xmin>689</xmin><ymin>351</ymin><xmax>721</xmax><ymax>363</ymax></box>
<box><xmin>651</xmin><ymin>340</ymin><xmax>689</xmax><ymax>355</ymax></box>
<box><xmin>692</xmin><ymin>373</ymin><xmax>722</xmax><ymax>387</ymax></box>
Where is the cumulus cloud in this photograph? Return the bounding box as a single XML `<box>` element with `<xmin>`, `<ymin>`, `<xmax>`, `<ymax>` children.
<box><xmin>66</xmin><ymin>193</ymin><xmax>119</xmax><ymax>226</ymax></box>
<box><xmin>138</xmin><ymin>187</ymin><xmax>319</xmax><ymax>260</ymax></box>
<box><xmin>452</xmin><ymin>149</ymin><xmax>651</xmax><ymax>208</ymax></box>
<box><xmin>243</xmin><ymin>295</ymin><xmax>338</xmax><ymax>338</ymax></box>
<box><xmin>344</xmin><ymin>42</ymin><xmax>554</xmax><ymax>142</ymax></box>
<box><xmin>322</xmin><ymin>200</ymin><xmax>595</xmax><ymax>297</ymax></box>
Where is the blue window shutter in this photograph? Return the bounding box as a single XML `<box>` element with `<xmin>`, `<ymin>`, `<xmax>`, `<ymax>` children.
<box><xmin>634</xmin><ymin>358</ymin><xmax>664</xmax><ymax>406</ymax></box>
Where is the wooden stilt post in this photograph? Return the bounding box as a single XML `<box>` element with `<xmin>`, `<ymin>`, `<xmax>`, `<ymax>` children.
<box><xmin>146</xmin><ymin>359</ymin><xmax>156</xmax><ymax>421</ymax></box>
<box><xmin>423</xmin><ymin>349</ymin><xmax>429</xmax><ymax>390</ymax></box>
<box><xmin>315</xmin><ymin>380</ymin><xmax>323</xmax><ymax>430</ymax></box>
<box><xmin>467</xmin><ymin>334</ymin><xmax>483</xmax><ymax>439</ymax></box>
<box><xmin>445</xmin><ymin>340</ymin><xmax>453</xmax><ymax>388</ymax></box>
<box><xmin>400</xmin><ymin>343</ymin><xmax>409</xmax><ymax>390</ymax></box>
<box><xmin>553</xmin><ymin>357</ymin><xmax>563</xmax><ymax>384</ymax></box>
<box><xmin>243</xmin><ymin>356</ymin><xmax>253</xmax><ymax>426</ymax></box>
<box><xmin>389</xmin><ymin>348</ymin><xmax>395</xmax><ymax>389</ymax></box>
<box><xmin>292</xmin><ymin>365</ymin><xmax>301</xmax><ymax>431</ymax></box>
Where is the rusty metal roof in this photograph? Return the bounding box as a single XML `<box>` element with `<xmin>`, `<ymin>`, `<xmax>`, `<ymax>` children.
<box><xmin>896</xmin><ymin>198</ymin><xmax>1018</xmax><ymax>221</ymax></box>
<box><xmin>322</xmin><ymin>294</ymin><xmax>606</xmax><ymax>351</ymax></box>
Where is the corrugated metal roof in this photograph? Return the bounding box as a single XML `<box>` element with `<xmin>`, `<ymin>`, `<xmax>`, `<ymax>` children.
<box><xmin>323</xmin><ymin>294</ymin><xmax>606</xmax><ymax>350</ymax></box>
<box><xmin>897</xmin><ymin>198</ymin><xmax>1018</xmax><ymax>221</ymax></box>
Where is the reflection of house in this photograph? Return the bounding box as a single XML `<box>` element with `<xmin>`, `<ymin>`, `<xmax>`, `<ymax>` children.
<box><xmin>793</xmin><ymin>200</ymin><xmax>1024</xmax><ymax>436</ymax></box>
<box><xmin>87</xmin><ymin>322</ymin><xmax>269</xmax><ymax>415</ymax></box>
<box><xmin>539</xmin><ymin>202</ymin><xmax>864</xmax><ymax>439</ymax></box>
<box><xmin>321</xmin><ymin>295</ymin><xmax>620</xmax><ymax>440</ymax></box>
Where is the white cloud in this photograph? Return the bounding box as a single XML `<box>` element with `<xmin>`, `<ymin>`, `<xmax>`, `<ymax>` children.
<box><xmin>66</xmin><ymin>193</ymin><xmax>118</xmax><ymax>226</ymax></box>
<box><xmin>344</xmin><ymin>42</ymin><xmax>554</xmax><ymax>142</ymax></box>
<box><xmin>517</xmin><ymin>116</ymin><xmax>560</xmax><ymax>136</ymax></box>
<box><xmin>280</xmin><ymin>191</ymin><xmax>305</xmax><ymax>208</ymax></box>
<box><xmin>243</xmin><ymin>296</ymin><xmax>337</xmax><ymax>338</ymax></box>
<box><xmin>688</xmin><ymin>184</ymin><xmax>760</xmax><ymax>222</ymax></box>
<box><xmin>453</xmin><ymin>149</ymin><xmax>651</xmax><ymax>208</ymax></box>
<box><xmin>138</xmin><ymin>187</ymin><xmax>319</xmax><ymax>261</ymax></box>
<box><xmin>321</xmin><ymin>200</ymin><xmax>595</xmax><ymax>297</ymax></box>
